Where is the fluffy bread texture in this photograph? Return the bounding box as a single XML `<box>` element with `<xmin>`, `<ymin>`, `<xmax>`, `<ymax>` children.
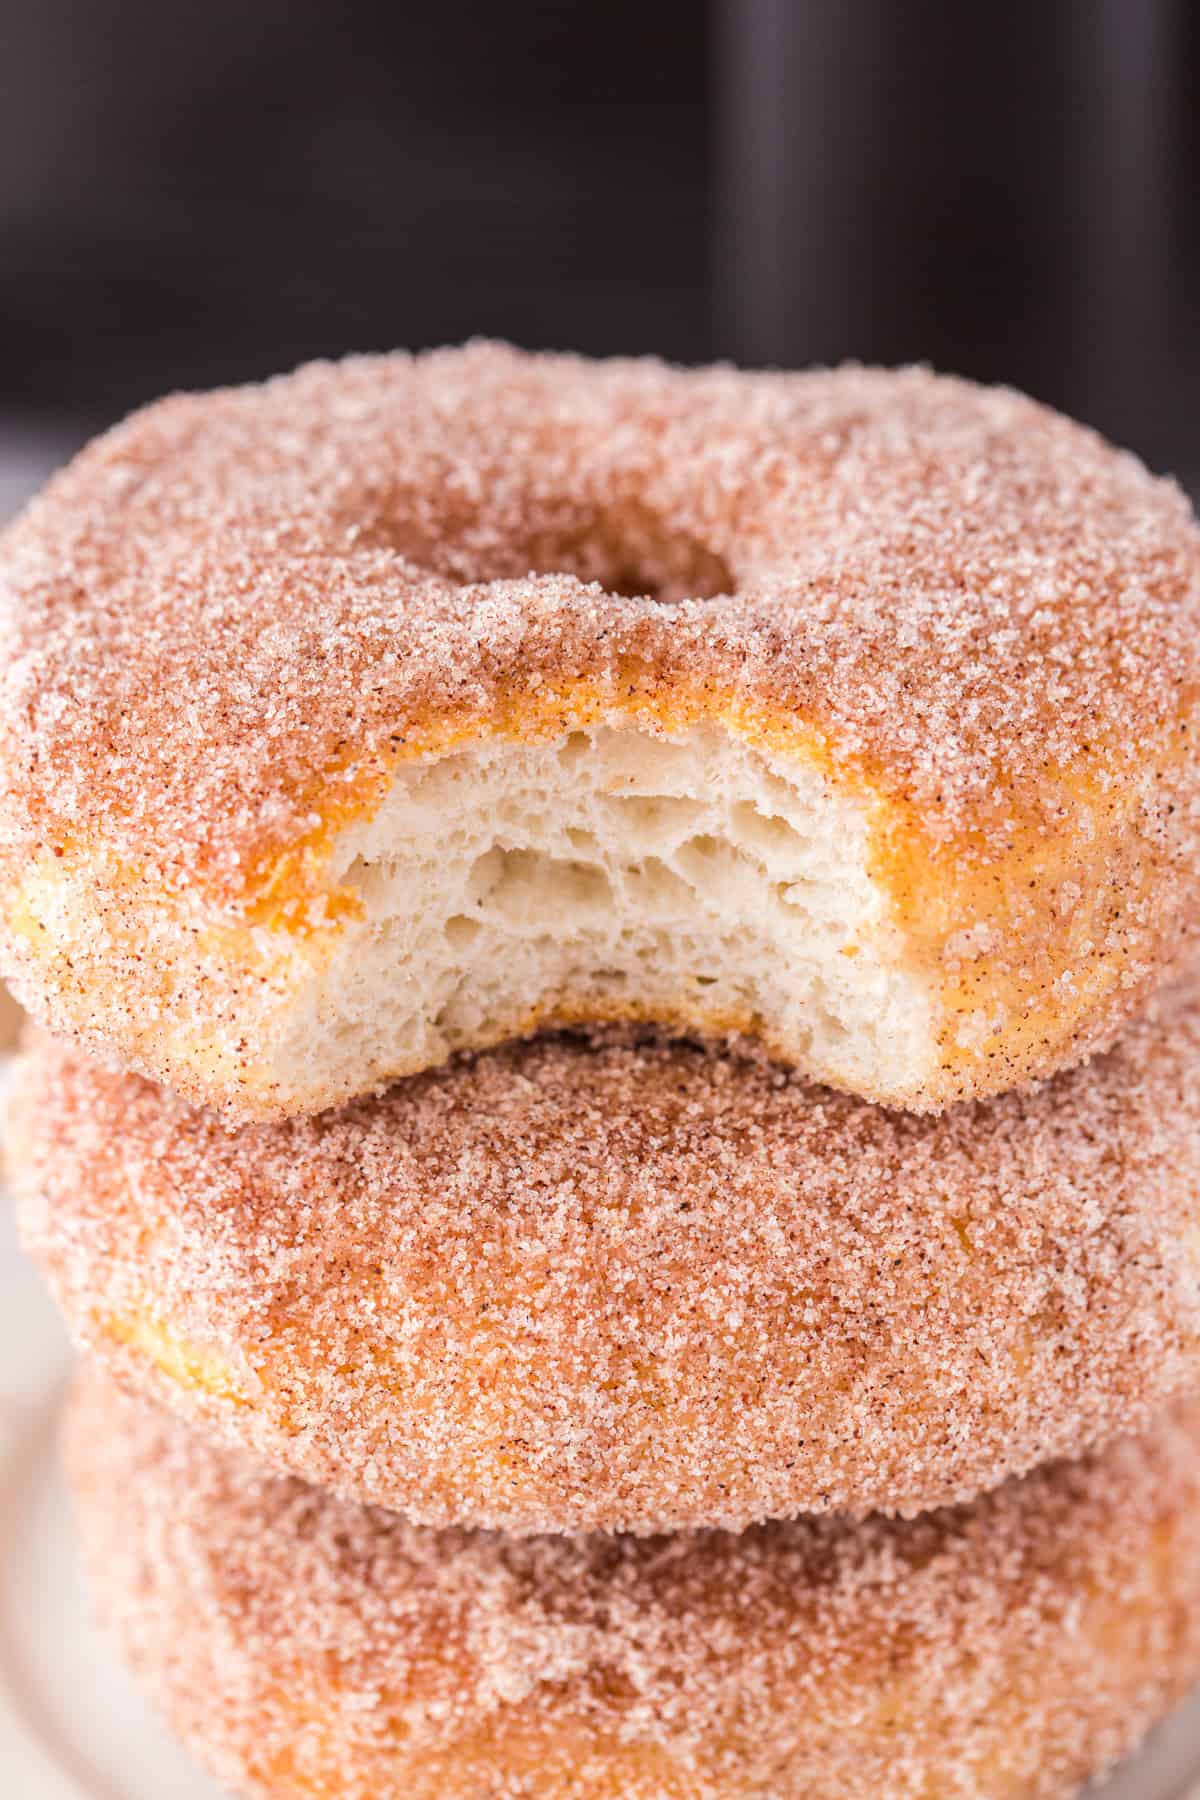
<box><xmin>17</xmin><ymin>965</ymin><xmax>1200</xmax><ymax>1533</ymax></box>
<box><xmin>256</xmin><ymin>722</ymin><xmax>930</xmax><ymax>1107</ymax></box>
<box><xmin>1</xmin><ymin>347</ymin><xmax>1198</xmax><ymax>1118</ymax></box>
<box><xmin>67</xmin><ymin>1372</ymin><xmax>1200</xmax><ymax>1800</ymax></box>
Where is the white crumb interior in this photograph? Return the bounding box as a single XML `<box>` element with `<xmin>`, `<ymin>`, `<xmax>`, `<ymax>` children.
<box><xmin>279</xmin><ymin>724</ymin><xmax>934</xmax><ymax>1097</ymax></box>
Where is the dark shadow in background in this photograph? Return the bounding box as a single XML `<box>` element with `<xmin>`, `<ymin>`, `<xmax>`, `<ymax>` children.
<box><xmin>0</xmin><ymin>1</ymin><xmax>711</xmax><ymax>422</ymax></box>
<box><xmin>0</xmin><ymin>0</ymin><xmax>1196</xmax><ymax>470</ymax></box>
<box><xmin>717</xmin><ymin>0</ymin><xmax>1196</xmax><ymax>468</ymax></box>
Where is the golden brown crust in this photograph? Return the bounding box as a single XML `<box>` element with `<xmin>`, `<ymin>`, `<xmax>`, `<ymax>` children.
<box><xmin>17</xmin><ymin>966</ymin><xmax>1200</xmax><ymax>1533</ymax></box>
<box><xmin>0</xmin><ymin>347</ymin><xmax>1198</xmax><ymax>1114</ymax></box>
<box><xmin>65</xmin><ymin>1371</ymin><xmax>1200</xmax><ymax>1800</ymax></box>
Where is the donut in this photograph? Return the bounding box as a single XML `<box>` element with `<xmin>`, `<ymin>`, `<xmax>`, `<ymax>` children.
<box><xmin>1</xmin><ymin>347</ymin><xmax>1197</xmax><ymax>1121</ymax></box>
<box><xmin>16</xmin><ymin>965</ymin><xmax>1200</xmax><ymax>1535</ymax></box>
<box><xmin>66</xmin><ymin>1370</ymin><xmax>1200</xmax><ymax>1800</ymax></box>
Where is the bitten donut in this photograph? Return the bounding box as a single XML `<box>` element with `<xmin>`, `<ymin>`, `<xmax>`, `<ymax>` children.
<box><xmin>17</xmin><ymin>967</ymin><xmax>1200</xmax><ymax>1535</ymax></box>
<box><xmin>67</xmin><ymin>1372</ymin><xmax>1200</xmax><ymax>1800</ymax></box>
<box><xmin>1</xmin><ymin>347</ymin><xmax>1198</xmax><ymax>1120</ymax></box>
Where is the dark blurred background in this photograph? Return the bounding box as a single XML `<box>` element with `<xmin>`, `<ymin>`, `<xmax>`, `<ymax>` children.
<box><xmin>0</xmin><ymin>0</ymin><xmax>1197</xmax><ymax>497</ymax></box>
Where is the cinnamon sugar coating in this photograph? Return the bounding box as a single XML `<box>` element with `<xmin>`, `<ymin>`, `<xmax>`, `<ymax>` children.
<box><xmin>66</xmin><ymin>1371</ymin><xmax>1200</xmax><ymax>1800</ymax></box>
<box><xmin>0</xmin><ymin>346</ymin><xmax>1198</xmax><ymax>1116</ymax></box>
<box><xmin>3</xmin><ymin>344</ymin><xmax>1194</xmax><ymax>882</ymax></box>
<box><xmin>17</xmin><ymin>966</ymin><xmax>1200</xmax><ymax>1534</ymax></box>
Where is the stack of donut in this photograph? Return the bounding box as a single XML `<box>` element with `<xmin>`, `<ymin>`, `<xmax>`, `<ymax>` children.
<box><xmin>4</xmin><ymin>344</ymin><xmax>1200</xmax><ymax>1799</ymax></box>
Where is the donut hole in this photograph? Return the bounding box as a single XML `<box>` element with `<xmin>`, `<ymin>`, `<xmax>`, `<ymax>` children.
<box><xmin>290</xmin><ymin>723</ymin><xmax>935</xmax><ymax>1105</ymax></box>
<box><xmin>516</xmin><ymin>505</ymin><xmax>734</xmax><ymax>603</ymax></box>
<box><xmin>356</xmin><ymin>495</ymin><xmax>734</xmax><ymax>604</ymax></box>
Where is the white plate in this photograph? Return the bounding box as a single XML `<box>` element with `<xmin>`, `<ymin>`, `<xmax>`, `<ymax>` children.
<box><xmin>1</xmin><ymin>1229</ymin><xmax>1200</xmax><ymax>1796</ymax></box>
<box><xmin>0</xmin><ymin>1223</ymin><xmax>224</xmax><ymax>1798</ymax></box>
